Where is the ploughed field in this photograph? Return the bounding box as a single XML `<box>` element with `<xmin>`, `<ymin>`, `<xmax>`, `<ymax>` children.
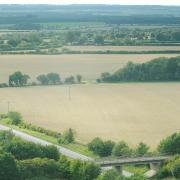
<box><xmin>0</xmin><ymin>83</ymin><xmax>179</xmax><ymax>147</ymax></box>
<box><xmin>0</xmin><ymin>54</ymin><xmax>179</xmax><ymax>83</ymax></box>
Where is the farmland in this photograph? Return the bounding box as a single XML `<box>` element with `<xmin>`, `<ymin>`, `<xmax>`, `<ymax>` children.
<box><xmin>0</xmin><ymin>54</ymin><xmax>179</xmax><ymax>83</ymax></box>
<box><xmin>0</xmin><ymin>83</ymin><xmax>179</xmax><ymax>147</ymax></box>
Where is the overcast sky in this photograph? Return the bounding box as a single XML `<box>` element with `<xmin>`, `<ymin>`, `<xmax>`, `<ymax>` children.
<box><xmin>1</xmin><ymin>0</ymin><xmax>180</xmax><ymax>5</ymax></box>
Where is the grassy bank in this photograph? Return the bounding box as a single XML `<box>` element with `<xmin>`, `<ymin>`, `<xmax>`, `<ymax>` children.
<box><xmin>0</xmin><ymin>118</ymin><xmax>97</xmax><ymax>158</ymax></box>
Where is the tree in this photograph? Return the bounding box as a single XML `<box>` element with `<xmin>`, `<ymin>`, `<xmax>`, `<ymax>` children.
<box><xmin>58</xmin><ymin>128</ymin><xmax>75</xmax><ymax>144</ymax></box>
<box><xmin>94</xmin><ymin>35</ymin><xmax>104</xmax><ymax>45</ymax></box>
<box><xmin>76</xmin><ymin>74</ymin><xmax>82</xmax><ymax>83</ymax></box>
<box><xmin>9</xmin><ymin>71</ymin><xmax>30</xmax><ymax>87</ymax></box>
<box><xmin>18</xmin><ymin>158</ymin><xmax>60</xmax><ymax>179</ymax></box>
<box><xmin>135</xmin><ymin>142</ymin><xmax>149</xmax><ymax>156</ymax></box>
<box><xmin>47</xmin><ymin>73</ymin><xmax>61</xmax><ymax>84</ymax></box>
<box><xmin>65</xmin><ymin>76</ymin><xmax>75</xmax><ymax>84</ymax></box>
<box><xmin>112</xmin><ymin>141</ymin><xmax>132</xmax><ymax>157</ymax></box>
<box><xmin>0</xmin><ymin>152</ymin><xmax>20</xmax><ymax>180</ymax></box>
<box><xmin>37</xmin><ymin>74</ymin><xmax>49</xmax><ymax>85</ymax></box>
<box><xmin>158</xmin><ymin>132</ymin><xmax>180</xmax><ymax>155</ymax></box>
<box><xmin>8</xmin><ymin>111</ymin><xmax>22</xmax><ymax>125</ymax></box>
<box><xmin>88</xmin><ymin>137</ymin><xmax>105</xmax><ymax>156</ymax></box>
<box><xmin>83</xmin><ymin>162</ymin><xmax>101</xmax><ymax>180</ymax></box>
<box><xmin>70</xmin><ymin>160</ymin><xmax>84</xmax><ymax>180</ymax></box>
<box><xmin>88</xmin><ymin>138</ymin><xmax>114</xmax><ymax>157</ymax></box>
<box><xmin>3</xmin><ymin>138</ymin><xmax>59</xmax><ymax>160</ymax></box>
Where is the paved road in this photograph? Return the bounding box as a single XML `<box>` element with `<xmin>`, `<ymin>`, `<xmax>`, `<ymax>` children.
<box><xmin>0</xmin><ymin>124</ymin><xmax>92</xmax><ymax>161</ymax></box>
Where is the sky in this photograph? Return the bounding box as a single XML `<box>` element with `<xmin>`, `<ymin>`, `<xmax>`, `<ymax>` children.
<box><xmin>0</xmin><ymin>0</ymin><xmax>180</xmax><ymax>6</ymax></box>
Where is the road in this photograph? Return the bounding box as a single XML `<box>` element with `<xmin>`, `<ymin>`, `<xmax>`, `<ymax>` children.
<box><xmin>0</xmin><ymin>124</ymin><xmax>92</xmax><ymax>161</ymax></box>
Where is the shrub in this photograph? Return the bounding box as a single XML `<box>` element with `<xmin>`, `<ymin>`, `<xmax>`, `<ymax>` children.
<box><xmin>112</xmin><ymin>141</ymin><xmax>132</xmax><ymax>157</ymax></box>
<box><xmin>8</xmin><ymin>111</ymin><xmax>22</xmax><ymax>125</ymax></box>
<box><xmin>158</xmin><ymin>132</ymin><xmax>180</xmax><ymax>155</ymax></box>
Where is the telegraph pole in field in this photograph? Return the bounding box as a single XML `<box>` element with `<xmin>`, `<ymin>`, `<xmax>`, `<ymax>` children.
<box><xmin>68</xmin><ymin>85</ymin><xmax>71</xmax><ymax>100</ymax></box>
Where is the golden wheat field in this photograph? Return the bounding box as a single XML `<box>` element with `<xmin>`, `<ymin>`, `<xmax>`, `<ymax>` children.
<box><xmin>0</xmin><ymin>54</ymin><xmax>179</xmax><ymax>83</ymax></box>
<box><xmin>0</xmin><ymin>83</ymin><xmax>180</xmax><ymax>147</ymax></box>
<box><xmin>64</xmin><ymin>46</ymin><xmax>180</xmax><ymax>52</ymax></box>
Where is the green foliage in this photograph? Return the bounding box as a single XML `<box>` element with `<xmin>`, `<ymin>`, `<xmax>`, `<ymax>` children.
<box><xmin>112</xmin><ymin>141</ymin><xmax>132</xmax><ymax>157</ymax></box>
<box><xmin>83</xmin><ymin>162</ymin><xmax>101</xmax><ymax>180</ymax></box>
<box><xmin>37</xmin><ymin>74</ymin><xmax>49</xmax><ymax>85</ymax></box>
<box><xmin>94</xmin><ymin>35</ymin><xmax>104</xmax><ymax>45</ymax></box>
<box><xmin>98</xmin><ymin>168</ymin><xmax>121</xmax><ymax>180</ymax></box>
<box><xmin>20</xmin><ymin>122</ymin><xmax>61</xmax><ymax>138</ymax></box>
<box><xmin>158</xmin><ymin>132</ymin><xmax>180</xmax><ymax>155</ymax></box>
<box><xmin>76</xmin><ymin>74</ymin><xmax>82</xmax><ymax>83</ymax></box>
<box><xmin>3</xmin><ymin>138</ymin><xmax>59</xmax><ymax>160</ymax></box>
<box><xmin>8</xmin><ymin>111</ymin><xmax>22</xmax><ymax>125</ymax></box>
<box><xmin>0</xmin><ymin>130</ymin><xmax>14</xmax><ymax>146</ymax></box>
<box><xmin>88</xmin><ymin>137</ymin><xmax>115</xmax><ymax>157</ymax></box>
<box><xmin>100</xmin><ymin>57</ymin><xmax>180</xmax><ymax>82</ymax></box>
<box><xmin>9</xmin><ymin>71</ymin><xmax>30</xmax><ymax>87</ymax></box>
<box><xmin>65</xmin><ymin>76</ymin><xmax>75</xmax><ymax>84</ymax></box>
<box><xmin>46</xmin><ymin>73</ymin><xmax>61</xmax><ymax>84</ymax></box>
<box><xmin>18</xmin><ymin>158</ymin><xmax>60</xmax><ymax>179</ymax></box>
<box><xmin>135</xmin><ymin>142</ymin><xmax>149</xmax><ymax>156</ymax></box>
<box><xmin>0</xmin><ymin>152</ymin><xmax>20</xmax><ymax>180</ymax></box>
<box><xmin>157</xmin><ymin>155</ymin><xmax>180</xmax><ymax>179</ymax></box>
<box><xmin>58</xmin><ymin>128</ymin><xmax>75</xmax><ymax>144</ymax></box>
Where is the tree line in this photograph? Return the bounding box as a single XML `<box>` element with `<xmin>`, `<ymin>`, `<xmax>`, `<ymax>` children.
<box><xmin>98</xmin><ymin>56</ymin><xmax>180</xmax><ymax>82</ymax></box>
<box><xmin>0</xmin><ymin>71</ymin><xmax>82</xmax><ymax>88</ymax></box>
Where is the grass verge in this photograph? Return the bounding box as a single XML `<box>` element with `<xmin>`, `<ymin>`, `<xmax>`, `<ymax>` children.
<box><xmin>0</xmin><ymin>118</ymin><xmax>97</xmax><ymax>158</ymax></box>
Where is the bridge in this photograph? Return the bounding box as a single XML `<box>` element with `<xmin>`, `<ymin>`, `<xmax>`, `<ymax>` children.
<box><xmin>95</xmin><ymin>156</ymin><xmax>171</xmax><ymax>178</ymax></box>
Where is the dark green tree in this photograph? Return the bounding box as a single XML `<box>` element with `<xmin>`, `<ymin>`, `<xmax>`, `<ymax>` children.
<box><xmin>37</xmin><ymin>74</ymin><xmax>49</xmax><ymax>85</ymax></box>
<box><xmin>0</xmin><ymin>152</ymin><xmax>20</xmax><ymax>180</ymax></box>
<box><xmin>158</xmin><ymin>132</ymin><xmax>180</xmax><ymax>155</ymax></box>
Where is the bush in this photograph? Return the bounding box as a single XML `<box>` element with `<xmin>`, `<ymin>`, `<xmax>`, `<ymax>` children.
<box><xmin>18</xmin><ymin>158</ymin><xmax>60</xmax><ymax>179</ymax></box>
<box><xmin>0</xmin><ymin>83</ymin><xmax>8</xmax><ymax>88</ymax></box>
<box><xmin>8</xmin><ymin>111</ymin><xmax>22</xmax><ymax>125</ymax></box>
<box><xmin>58</xmin><ymin>128</ymin><xmax>75</xmax><ymax>144</ymax></box>
<box><xmin>88</xmin><ymin>138</ymin><xmax>115</xmax><ymax>157</ymax></box>
<box><xmin>158</xmin><ymin>132</ymin><xmax>180</xmax><ymax>155</ymax></box>
<box><xmin>98</xmin><ymin>168</ymin><xmax>120</xmax><ymax>180</ymax></box>
<box><xmin>112</xmin><ymin>141</ymin><xmax>132</xmax><ymax>157</ymax></box>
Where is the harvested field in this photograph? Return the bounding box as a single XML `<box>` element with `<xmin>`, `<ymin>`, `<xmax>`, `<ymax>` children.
<box><xmin>64</xmin><ymin>46</ymin><xmax>180</xmax><ymax>52</ymax></box>
<box><xmin>0</xmin><ymin>54</ymin><xmax>179</xmax><ymax>82</ymax></box>
<box><xmin>0</xmin><ymin>83</ymin><xmax>179</xmax><ymax>147</ymax></box>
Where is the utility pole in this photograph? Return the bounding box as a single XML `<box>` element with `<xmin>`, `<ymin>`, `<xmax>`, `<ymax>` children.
<box><xmin>68</xmin><ymin>85</ymin><xmax>71</xmax><ymax>101</ymax></box>
<box><xmin>7</xmin><ymin>101</ymin><xmax>10</xmax><ymax>113</ymax></box>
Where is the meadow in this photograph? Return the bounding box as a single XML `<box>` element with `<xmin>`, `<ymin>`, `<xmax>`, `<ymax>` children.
<box><xmin>0</xmin><ymin>54</ymin><xmax>179</xmax><ymax>83</ymax></box>
<box><xmin>0</xmin><ymin>83</ymin><xmax>179</xmax><ymax>148</ymax></box>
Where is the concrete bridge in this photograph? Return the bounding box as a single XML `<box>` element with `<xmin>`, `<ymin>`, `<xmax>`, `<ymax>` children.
<box><xmin>96</xmin><ymin>156</ymin><xmax>171</xmax><ymax>178</ymax></box>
